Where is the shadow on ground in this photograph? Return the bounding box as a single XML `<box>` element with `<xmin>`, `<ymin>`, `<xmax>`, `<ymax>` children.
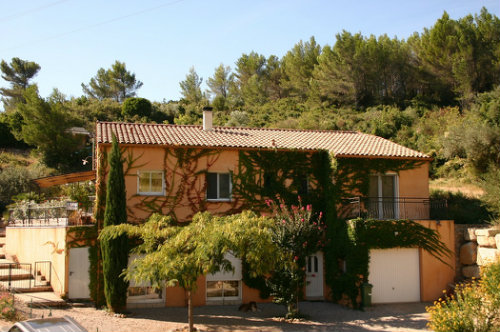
<box><xmin>130</xmin><ymin>301</ymin><xmax>430</xmax><ymax>332</ymax></box>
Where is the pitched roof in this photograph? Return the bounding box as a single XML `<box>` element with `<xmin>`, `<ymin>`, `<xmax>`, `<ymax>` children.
<box><xmin>96</xmin><ymin>122</ymin><xmax>430</xmax><ymax>160</ymax></box>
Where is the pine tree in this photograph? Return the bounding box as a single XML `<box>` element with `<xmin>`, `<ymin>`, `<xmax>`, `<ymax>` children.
<box><xmin>101</xmin><ymin>133</ymin><xmax>129</xmax><ymax>312</ymax></box>
<box><xmin>0</xmin><ymin>57</ymin><xmax>40</xmax><ymax>110</ymax></box>
<box><xmin>280</xmin><ymin>36</ymin><xmax>320</xmax><ymax>100</ymax></box>
<box><xmin>82</xmin><ymin>61</ymin><xmax>143</xmax><ymax>102</ymax></box>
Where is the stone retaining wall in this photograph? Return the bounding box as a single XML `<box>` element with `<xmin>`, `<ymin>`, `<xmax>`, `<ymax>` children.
<box><xmin>456</xmin><ymin>224</ymin><xmax>499</xmax><ymax>279</ymax></box>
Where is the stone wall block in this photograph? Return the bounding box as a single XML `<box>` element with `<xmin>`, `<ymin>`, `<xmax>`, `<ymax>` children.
<box><xmin>477</xmin><ymin>235</ymin><xmax>498</xmax><ymax>248</ymax></box>
<box><xmin>460</xmin><ymin>242</ymin><xmax>477</xmax><ymax>265</ymax></box>
<box><xmin>496</xmin><ymin>234</ymin><xmax>500</xmax><ymax>249</ymax></box>
<box><xmin>477</xmin><ymin>247</ymin><xmax>500</xmax><ymax>266</ymax></box>
<box><xmin>475</xmin><ymin>228</ymin><xmax>500</xmax><ymax>237</ymax></box>
<box><xmin>462</xmin><ymin>265</ymin><xmax>480</xmax><ymax>278</ymax></box>
<box><xmin>465</xmin><ymin>228</ymin><xmax>478</xmax><ymax>242</ymax></box>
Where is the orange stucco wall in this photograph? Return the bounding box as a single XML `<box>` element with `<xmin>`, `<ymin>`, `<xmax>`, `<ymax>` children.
<box><xmin>98</xmin><ymin>145</ymin><xmax>241</xmax><ymax>223</ymax></box>
<box><xmin>399</xmin><ymin>162</ymin><xmax>430</xmax><ymax>198</ymax></box>
<box><xmin>165</xmin><ymin>277</ymin><xmax>206</xmax><ymax>307</ymax></box>
<box><xmin>416</xmin><ymin>219</ymin><xmax>455</xmax><ymax>301</ymax></box>
<box><xmin>97</xmin><ymin>144</ymin><xmax>432</xmax><ymax>223</ymax></box>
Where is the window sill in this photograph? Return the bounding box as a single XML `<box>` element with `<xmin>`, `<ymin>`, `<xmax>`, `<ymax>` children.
<box><xmin>137</xmin><ymin>192</ymin><xmax>164</xmax><ymax>196</ymax></box>
<box><xmin>206</xmin><ymin>298</ymin><xmax>241</xmax><ymax>305</ymax></box>
<box><xmin>206</xmin><ymin>198</ymin><xmax>232</xmax><ymax>202</ymax></box>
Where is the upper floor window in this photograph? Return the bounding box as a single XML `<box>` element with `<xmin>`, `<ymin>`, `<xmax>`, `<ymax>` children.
<box><xmin>138</xmin><ymin>171</ymin><xmax>164</xmax><ymax>195</ymax></box>
<box><xmin>298</xmin><ymin>176</ymin><xmax>309</xmax><ymax>196</ymax></box>
<box><xmin>206</xmin><ymin>172</ymin><xmax>231</xmax><ymax>200</ymax></box>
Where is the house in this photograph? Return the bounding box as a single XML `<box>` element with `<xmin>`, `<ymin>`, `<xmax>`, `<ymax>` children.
<box><xmin>93</xmin><ymin>108</ymin><xmax>455</xmax><ymax>307</ymax></box>
<box><xmin>5</xmin><ymin>108</ymin><xmax>455</xmax><ymax>308</ymax></box>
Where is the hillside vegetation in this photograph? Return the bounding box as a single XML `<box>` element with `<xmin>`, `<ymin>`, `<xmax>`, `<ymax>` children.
<box><xmin>0</xmin><ymin>9</ymin><xmax>498</xmax><ymax>223</ymax></box>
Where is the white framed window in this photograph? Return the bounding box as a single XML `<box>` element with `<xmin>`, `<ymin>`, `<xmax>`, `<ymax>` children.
<box><xmin>137</xmin><ymin>171</ymin><xmax>164</xmax><ymax>195</ymax></box>
<box><xmin>206</xmin><ymin>172</ymin><xmax>231</xmax><ymax>201</ymax></box>
<box><xmin>127</xmin><ymin>255</ymin><xmax>165</xmax><ymax>307</ymax></box>
<box><xmin>206</xmin><ymin>252</ymin><xmax>242</xmax><ymax>302</ymax></box>
<box><xmin>206</xmin><ymin>280</ymin><xmax>241</xmax><ymax>300</ymax></box>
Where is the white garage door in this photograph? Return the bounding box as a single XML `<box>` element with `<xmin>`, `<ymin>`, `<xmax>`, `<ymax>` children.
<box><xmin>368</xmin><ymin>248</ymin><xmax>420</xmax><ymax>303</ymax></box>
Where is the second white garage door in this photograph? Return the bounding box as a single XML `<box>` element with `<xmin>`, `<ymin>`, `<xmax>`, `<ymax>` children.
<box><xmin>368</xmin><ymin>248</ymin><xmax>420</xmax><ymax>303</ymax></box>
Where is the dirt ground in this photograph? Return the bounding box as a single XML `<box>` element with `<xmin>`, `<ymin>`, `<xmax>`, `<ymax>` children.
<box><xmin>0</xmin><ymin>301</ymin><xmax>431</xmax><ymax>332</ymax></box>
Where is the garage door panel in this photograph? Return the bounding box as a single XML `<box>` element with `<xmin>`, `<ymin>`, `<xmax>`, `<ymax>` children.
<box><xmin>369</xmin><ymin>248</ymin><xmax>420</xmax><ymax>303</ymax></box>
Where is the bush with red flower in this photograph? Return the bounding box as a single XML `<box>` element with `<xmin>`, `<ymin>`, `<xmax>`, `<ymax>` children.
<box><xmin>266</xmin><ymin>196</ymin><xmax>325</xmax><ymax>318</ymax></box>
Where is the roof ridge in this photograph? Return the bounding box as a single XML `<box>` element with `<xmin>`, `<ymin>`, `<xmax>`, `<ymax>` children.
<box><xmin>96</xmin><ymin>121</ymin><xmax>359</xmax><ymax>134</ymax></box>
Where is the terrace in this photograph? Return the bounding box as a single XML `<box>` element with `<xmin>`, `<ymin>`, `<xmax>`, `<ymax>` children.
<box><xmin>7</xmin><ymin>199</ymin><xmax>94</xmax><ymax>227</ymax></box>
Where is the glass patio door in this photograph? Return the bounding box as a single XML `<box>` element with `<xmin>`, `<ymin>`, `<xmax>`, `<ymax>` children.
<box><xmin>368</xmin><ymin>174</ymin><xmax>398</xmax><ymax>219</ymax></box>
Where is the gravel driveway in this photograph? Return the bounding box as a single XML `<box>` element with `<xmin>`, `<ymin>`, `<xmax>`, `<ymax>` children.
<box><xmin>1</xmin><ymin>301</ymin><xmax>431</xmax><ymax>332</ymax></box>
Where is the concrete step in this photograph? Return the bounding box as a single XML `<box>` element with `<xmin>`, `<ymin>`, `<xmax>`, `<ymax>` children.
<box><xmin>0</xmin><ymin>272</ymin><xmax>33</xmax><ymax>281</ymax></box>
<box><xmin>12</xmin><ymin>286</ymin><xmax>54</xmax><ymax>294</ymax></box>
<box><xmin>14</xmin><ymin>292</ymin><xmax>67</xmax><ymax>308</ymax></box>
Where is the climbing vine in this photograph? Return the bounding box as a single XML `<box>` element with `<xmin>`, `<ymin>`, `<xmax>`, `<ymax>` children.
<box><xmin>231</xmin><ymin>150</ymin><xmax>433</xmax><ymax>308</ymax></box>
<box><xmin>231</xmin><ymin>150</ymin><xmax>330</xmax><ymax>212</ymax></box>
<box><xmin>123</xmin><ymin>147</ymin><xmax>221</xmax><ymax>222</ymax></box>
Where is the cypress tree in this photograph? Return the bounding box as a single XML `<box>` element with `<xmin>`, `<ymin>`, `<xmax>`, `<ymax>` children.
<box><xmin>101</xmin><ymin>133</ymin><xmax>129</xmax><ymax>312</ymax></box>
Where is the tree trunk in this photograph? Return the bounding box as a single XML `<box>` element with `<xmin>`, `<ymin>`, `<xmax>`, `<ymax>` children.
<box><xmin>187</xmin><ymin>290</ymin><xmax>194</xmax><ymax>332</ymax></box>
<box><xmin>296</xmin><ymin>286</ymin><xmax>300</xmax><ymax>315</ymax></box>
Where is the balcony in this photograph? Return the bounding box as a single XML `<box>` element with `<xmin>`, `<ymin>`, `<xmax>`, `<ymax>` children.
<box><xmin>340</xmin><ymin>197</ymin><xmax>448</xmax><ymax>220</ymax></box>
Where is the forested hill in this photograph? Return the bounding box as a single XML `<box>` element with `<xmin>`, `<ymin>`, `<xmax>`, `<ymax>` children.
<box><xmin>0</xmin><ymin>8</ymin><xmax>499</xmax><ymax>222</ymax></box>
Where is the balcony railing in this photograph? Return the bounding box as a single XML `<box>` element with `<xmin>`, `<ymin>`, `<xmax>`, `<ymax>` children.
<box><xmin>7</xmin><ymin>199</ymin><xmax>94</xmax><ymax>227</ymax></box>
<box><xmin>340</xmin><ymin>197</ymin><xmax>448</xmax><ymax>220</ymax></box>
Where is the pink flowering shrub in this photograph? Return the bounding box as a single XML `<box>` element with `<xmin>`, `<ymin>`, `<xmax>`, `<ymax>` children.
<box><xmin>266</xmin><ymin>196</ymin><xmax>325</xmax><ymax>318</ymax></box>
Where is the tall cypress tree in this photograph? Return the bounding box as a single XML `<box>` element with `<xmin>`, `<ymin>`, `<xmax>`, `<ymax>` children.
<box><xmin>101</xmin><ymin>133</ymin><xmax>129</xmax><ymax>312</ymax></box>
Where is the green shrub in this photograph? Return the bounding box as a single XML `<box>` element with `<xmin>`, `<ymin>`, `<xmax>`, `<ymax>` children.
<box><xmin>0</xmin><ymin>292</ymin><xmax>20</xmax><ymax>321</ymax></box>
<box><xmin>121</xmin><ymin>97</ymin><xmax>152</xmax><ymax>120</ymax></box>
<box><xmin>430</xmin><ymin>189</ymin><xmax>491</xmax><ymax>224</ymax></box>
<box><xmin>427</xmin><ymin>259</ymin><xmax>500</xmax><ymax>332</ymax></box>
<box><xmin>63</xmin><ymin>182</ymin><xmax>95</xmax><ymax>211</ymax></box>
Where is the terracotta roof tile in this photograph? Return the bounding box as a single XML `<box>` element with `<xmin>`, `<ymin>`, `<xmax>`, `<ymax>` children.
<box><xmin>96</xmin><ymin>122</ymin><xmax>430</xmax><ymax>160</ymax></box>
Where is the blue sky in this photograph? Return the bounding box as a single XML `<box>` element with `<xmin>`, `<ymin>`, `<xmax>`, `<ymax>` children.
<box><xmin>1</xmin><ymin>0</ymin><xmax>499</xmax><ymax>105</ymax></box>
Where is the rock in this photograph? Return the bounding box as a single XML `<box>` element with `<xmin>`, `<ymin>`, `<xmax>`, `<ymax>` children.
<box><xmin>475</xmin><ymin>228</ymin><xmax>500</xmax><ymax>237</ymax></box>
<box><xmin>477</xmin><ymin>235</ymin><xmax>497</xmax><ymax>248</ymax></box>
<box><xmin>460</xmin><ymin>242</ymin><xmax>477</xmax><ymax>265</ymax></box>
<box><xmin>462</xmin><ymin>265</ymin><xmax>480</xmax><ymax>278</ymax></box>
<box><xmin>465</xmin><ymin>228</ymin><xmax>479</xmax><ymax>241</ymax></box>
<box><xmin>477</xmin><ymin>247</ymin><xmax>500</xmax><ymax>266</ymax></box>
<box><xmin>496</xmin><ymin>234</ymin><xmax>500</xmax><ymax>249</ymax></box>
